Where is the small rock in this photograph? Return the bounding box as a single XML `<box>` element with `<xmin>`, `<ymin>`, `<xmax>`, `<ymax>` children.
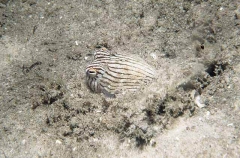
<box><xmin>72</xmin><ymin>147</ymin><xmax>77</xmax><ymax>151</ymax></box>
<box><xmin>75</xmin><ymin>41</ymin><xmax>79</xmax><ymax>46</ymax></box>
<box><xmin>150</xmin><ymin>53</ymin><xmax>158</xmax><ymax>60</ymax></box>
<box><xmin>191</xmin><ymin>90</ymin><xmax>206</xmax><ymax>108</ymax></box>
<box><xmin>21</xmin><ymin>139</ymin><xmax>26</xmax><ymax>145</ymax></box>
<box><xmin>219</xmin><ymin>7</ymin><xmax>224</xmax><ymax>11</ymax></box>
<box><xmin>150</xmin><ymin>139</ymin><xmax>156</xmax><ymax>147</ymax></box>
<box><xmin>56</xmin><ymin>140</ymin><xmax>62</xmax><ymax>145</ymax></box>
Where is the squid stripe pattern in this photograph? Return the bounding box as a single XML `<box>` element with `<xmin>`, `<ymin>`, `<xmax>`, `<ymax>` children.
<box><xmin>86</xmin><ymin>48</ymin><xmax>156</xmax><ymax>96</ymax></box>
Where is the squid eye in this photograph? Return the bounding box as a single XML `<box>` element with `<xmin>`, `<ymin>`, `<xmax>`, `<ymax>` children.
<box><xmin>100</xmin><ymin>47</ymin><xmax>108</xmax><ymax>52</ymax></box>
<box><xmin>87</xmin><ymin>68</ymin><xmax>97</xmax><ymax>78</ymax></box>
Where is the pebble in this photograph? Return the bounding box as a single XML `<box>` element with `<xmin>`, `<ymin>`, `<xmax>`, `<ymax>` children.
<box><xmin>21</xmin><ymin>139</ymin><xmax>26</xmax><ymax>145</ymax></box>
<box><xmin>150</xmin><ymin>53</ymin><xmax>158</xmax><ymax>60</ymax></box>
<box><xmin>72</xmin><ymin>147</ymin><xmax>77</xmax><ymax>151</ymax></box>
<box><xmin>191</xmin><ymin>90</ymin><xmax>206</xmax><ymax>108</ymax></box>
<box><xmin>56</xmin><ymin>140</ymin><xmax>62</xmax><ymax>145</ymax></box>
<box><xmin>150</xmin><ymin>139</ymin><xmax>156</xmax><ymax>146</ymax></box>
<box><xmin>75</xmin><ymin>41</ymin><xmax>79</xmax><ymax>46</ymax></box>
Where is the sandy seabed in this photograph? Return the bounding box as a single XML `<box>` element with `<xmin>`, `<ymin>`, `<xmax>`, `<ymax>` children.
<box><xmin>0</xmin><ymin>0</ymin><xmax>240</xmax><ymax>157</ymax></box>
